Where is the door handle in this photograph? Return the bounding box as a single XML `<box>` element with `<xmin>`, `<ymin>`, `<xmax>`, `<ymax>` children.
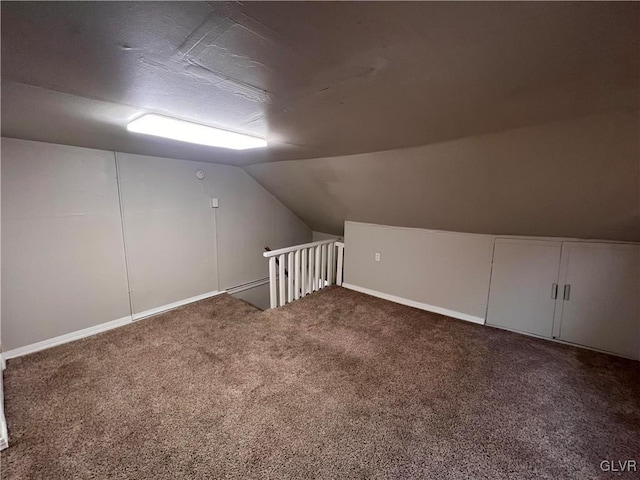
<box><xmin>551</xmin><ymin>283</ymin><xmax>558</xmax><ymax>299</ymax></box>
<box><xmin>563</xmin><ymin>284</ymin><xmax>571</xmax><ymax>301</ymax></box>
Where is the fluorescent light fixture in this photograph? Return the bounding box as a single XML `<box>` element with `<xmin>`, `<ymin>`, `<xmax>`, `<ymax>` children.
<box><xmin>126</xmin><ymin>114</ymin><xmax>267</xmax><ymax>150</ymax></box>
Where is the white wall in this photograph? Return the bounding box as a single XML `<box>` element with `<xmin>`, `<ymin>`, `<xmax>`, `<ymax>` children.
<box><xmin>211</xmin><ymin>163</ymin><xmax>311</xmax><ymax>289</ymax></box>
<box><xmin>1</xmin><ymin>139</ymin><xmax>311</xmax><ymax>351</ymax></box>
<box><xmin>1</xmin><ymin>139</ymin><xmax>131</xmax><ymax>350</ymax></box>
<box><xmin>343</xmin><ymin>221</ymin><xmax>494</xmax><ymax>322</ymax></box>
<box><xmin>313</xmin><ymin>231</ymin><xmax>343</xmax><ymax>242</ymax></box>
<box><xmin>117</xmin><ymin>153</ymin><xmax>220</xmax><ymax>315</ymax></box>
<box><xmin>117</xmin><ymin>153</ymin><xmax>311</xmax><ymax>314</ymax></box>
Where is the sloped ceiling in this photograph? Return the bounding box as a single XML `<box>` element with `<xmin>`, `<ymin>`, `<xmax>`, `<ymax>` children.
<box><xmin>2</xmin><ymin>1</ymin><xmax>638</xmax><ymax>166</ymax></box>
<box><xmin>245</xmin><ymin>110</ymin><xmax>640</xmax><ymax>241</ymax></box>
<box><xmin>2</xmin><ymin>2</ymin><xmax>638</xmax><ymax>241</ymax></box>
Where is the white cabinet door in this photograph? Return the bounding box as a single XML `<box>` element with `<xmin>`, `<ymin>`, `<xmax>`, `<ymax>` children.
<box><xmin>557</xmin><ymin>242</ymin><xmax>639</xmax><ymax>359</ymax></box>
<box><xmin>487</xmin><ymin>239</ymin><xmax>562</xmax><ymax>337</ymax></box>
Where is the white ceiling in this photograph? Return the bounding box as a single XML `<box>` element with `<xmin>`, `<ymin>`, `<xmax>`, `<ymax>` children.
<box><xmin>2</xmin><ymin>1</ymin><xmax>638</xmax><ymax>166</ymax></box>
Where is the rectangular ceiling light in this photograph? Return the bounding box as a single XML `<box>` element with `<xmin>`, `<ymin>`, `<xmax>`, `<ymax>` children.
<box><xmin>127</xmin><ymin>114</ymin><xmax>267</xmax><ymax>150</ymax></box>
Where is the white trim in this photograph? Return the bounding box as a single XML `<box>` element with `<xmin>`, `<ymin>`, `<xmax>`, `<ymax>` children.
<box><xmin>1</xmin><ymin>353</ymin><xmax>5</xmax><ymax>371</ymax></box>
<box><xmin>263</xmin><ymin>238</ymin><xmax>339</xmax><ymax>257</ymax></box>
<box><xmin>226</xmin><ymin>278</ymin><xmax>269</xmax><ymax>295</ymax></box>
<box><xmin>0</xmin><ymin>360</ymin><xmax>7</xmax><ymax>450</ymax></box>
<box><xmin>0</xmin><ymin>378</ymin><xmax>7</xmax><ymax>450</ymax></box>
<box><xmin>484</xmin><ymin>323</ymin><xmax>640</xmax><ymax>361</ymax></box>
<box><xmin>3</xmin><ymin>316</ymin><xmax>133</xmax><ymax>360</ymax></box>
<box><xmin>0</xmin><ymin>417</ymin><xmax>7</xmax><ymax>451</ymax></box>
<box><xmin>3</xmin><ymin>290</ymin><xmax>227</xmax><ymax>361</ymax></box>
<box><xmin>132</xmin><ymin>290</ymin><xmax>224</xmax><ymax>321</ymax></box>
<box><xmin>342</xmin><ymin>283</ymin><xmax>486</xmax><ymax>325</ymax></box>
<box><xmin>0</xmin><ymin>405</ymin><xmax>7</xmax><ymax>451</ymax></box>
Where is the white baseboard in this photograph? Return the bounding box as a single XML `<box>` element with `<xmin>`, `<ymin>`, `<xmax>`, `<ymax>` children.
<box><xmin>0</xmin><ymin>418</ymin><xmax>7</xmax><ymax>451</ymax></box>
<box><xmin>342</xmin><ymin>283</ymin><xmax>486</xmax><ymax>325</ymax></box>
<box><xmin>1</xmin><ymin>352</ymin><xmax>6</xmax><ymax>449</ymax></box>
<box><xmin>0</xmin><ymin>377</ymin><xmax>7</xmax><ymax>451</ymax></box>
<box><xmin>484</xmin><ymin>323</ymin><xmax>640</xmax><ymax>361</ymax></box>
<box><xmin>4</xmin><ymin>290</ymin><xmax>226</xmax><ymax>361</ymax></box>
<box><xmin>3</xmin><ymin>315</ymin><xmax>133</xmax><ymax>360</ymax></box>
<box><xmin>132</xmin><ymin>290</ymin><xmax>224</xmax><ymax>321</ymax></box>
<box><xmin>226</xmin><ymin>278</ymin><xmax>270</xmax><ymax>295</ymax></box>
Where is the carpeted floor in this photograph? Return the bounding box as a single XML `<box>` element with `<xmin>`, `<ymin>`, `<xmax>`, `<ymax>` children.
<box><xmin>1</xmin><ymin>286</ymin><xmax>639</xmax><ymax>479</ymax></box>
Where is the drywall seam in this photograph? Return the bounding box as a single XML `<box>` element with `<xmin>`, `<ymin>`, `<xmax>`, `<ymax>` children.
<box><xmin>132</xmin><ymin>290</ymin><xmax>225</xmax><ymax>321</ymax></box>
<box><xmin>342</xmin><ymin>283</ymin><xmax>486</xmax><ymax>325</ymax></box>
<box><xmin>484</xmin><ymin>241</ymin><xmax>498</xmax><ymax>322</ymax></box>
<box><xmin>114</xmin><ymin>152</ymin><xmax>135</xmax><ymax>318</ymax></box>
<box><xmin>3</xmin><ymin>316</ymin><xmax>133</xmax><ymax>360</ymax></box>
<box><xmin>213</xmin><ymin>205</ymin><xmax>221</xmax><ymax>292</ymax></box>
<box><xmin>196</xmin><ymin>175</ymin><xmax>222</xmax><ymax>296</ymax></box>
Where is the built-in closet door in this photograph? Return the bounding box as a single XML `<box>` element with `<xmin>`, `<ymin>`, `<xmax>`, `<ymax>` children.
<box><xmin>555</xmin><ymin>242</ymin><xmax>639</xmax><ymax>359</ymax></box>
<box><xmin>486</xmin><ymin>239</ymin><xmax>562</xmax><ymax>337</ymax></box>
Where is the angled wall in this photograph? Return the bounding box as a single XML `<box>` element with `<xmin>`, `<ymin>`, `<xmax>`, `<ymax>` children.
<box><xmin>2</xmin><ymin>139</ymin><xmax>311</xmax><ymax>352</ymax></box>
<box><xmin>117</xmin><ymin>152</ymin><xmax>311</xmax><ymax>316</ymax></box>
<box><xmin>245</xmin><ymin>110</ymin><xmax>640</xmax><ymax>242</ymax></box>
<box><xmin>1</xmin><ymin>140</ymin><xmax>131</xmax><ymax>350</ymax></box>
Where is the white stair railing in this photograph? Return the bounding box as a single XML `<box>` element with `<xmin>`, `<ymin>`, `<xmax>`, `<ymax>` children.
<box><xmin>264</xmin><ymin>239</ymin><xmax>344</xmax><ymax>309</ymax></box>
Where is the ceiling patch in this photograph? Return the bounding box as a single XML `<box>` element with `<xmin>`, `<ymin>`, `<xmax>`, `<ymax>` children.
<box><xmin>175</xmin><ymin>12</ymin><xmax>235</xmax><ymax>59</ymax></box>
<box><xmin>184</xmin><ymin>60</ymin><xmax>271</xmax><ymax>104</ymax></box>
<box><xmin>136</xmin><ymin>54</ymin><xmax>270</xmax><ymax>105</ymax></box>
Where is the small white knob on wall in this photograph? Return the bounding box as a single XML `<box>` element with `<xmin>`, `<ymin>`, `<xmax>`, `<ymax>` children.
<box><xmin>195</xmin><ymin>170</ymin><xmax>205</xmax><ymax>180</ymax></box>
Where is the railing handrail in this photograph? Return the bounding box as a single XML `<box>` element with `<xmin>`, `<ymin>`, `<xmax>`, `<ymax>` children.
<box><xmin>263</xmin><ymin>238</ymin><xmax>340</xmax><ymax>258</ymax></box>
<box><xmin>265</xmin><ymin>239</ymin><xmax>344</xmax><ymax>308</ymax></box>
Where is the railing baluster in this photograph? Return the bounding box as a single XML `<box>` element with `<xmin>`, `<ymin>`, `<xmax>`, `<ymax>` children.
<box><xmin>320</xmin><ymin>244</ymin><xmax>327</xmax><ymax>289</ymax></box>
<box><xmin>307</xmin><ymin>247</ymin><xmax>313</xmax><ymax>292</ymax></box>
<box><xmin>301</xmin><ymin>248</ymin><xmax>307</xmax><ymax>297</ymax></box>
<box><xmin>314</xmin><ymin>246</ymin><xmax>321</xmax><ymax>291</ymax></box>
<box><xmin>269</xmin><ymin>257</ymin><xmax>277</xmax><ymax>308</ymax></box>
<box><xmin>279</xmin><ymin>254</ymin><xmax>286</xmax><ymax>306</ymax></box>
<box><xmin>336</xmin><ymin>242</ymin><xmax>344</xmax><ymax>286</ymax></box>
<box><xmin>308</xmin><ymin>247</ymin><xmax>314</xmax><ymax>293</ymax></box>
<box><xmin>327</xmin><ymin>242</ymin><xmax>334</xmax><ymax>285</ymax></box>
<box><xmin>263</xmin><ymin>238</ymin><xmax>341</xmax><ymax>308</ymax></box>
<box><xmin>287</xmin><ymin>252</ymin><xmax>294</xmax><ymax>302</ymax></box>
<box><xmin>294</xmin><ymin>250</ymin><xmax>300</xmax><ymax>300</ymax></box>
<box><xmin>335</xmin><ymin>242</ymin><xmax>339</xmax><ymax>282</ymax></box>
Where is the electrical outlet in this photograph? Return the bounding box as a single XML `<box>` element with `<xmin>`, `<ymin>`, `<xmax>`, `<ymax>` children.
<box><xmin>375</xmin><ymin>252</ymin><xmax>381</xmax><ymax>262</ymax></box>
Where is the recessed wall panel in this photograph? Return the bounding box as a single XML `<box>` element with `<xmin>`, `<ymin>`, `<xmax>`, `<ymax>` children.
<box><xmin>1</xmin><ymin>139</ymin><xmax>131</xmax><ymax>350</ymax></box>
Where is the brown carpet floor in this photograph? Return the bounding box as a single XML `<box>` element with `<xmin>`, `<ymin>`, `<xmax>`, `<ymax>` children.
<box><xmin>1</xmin><ymin>286</ymin><xmax>639</xmax><ymax>479</ymax></box>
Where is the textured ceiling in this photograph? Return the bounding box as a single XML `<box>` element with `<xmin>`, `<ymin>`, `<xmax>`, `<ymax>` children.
<box><xmin>2</xmin><ymin>1</ymin><xmax>638</xmax><ymax>166</ymax></box>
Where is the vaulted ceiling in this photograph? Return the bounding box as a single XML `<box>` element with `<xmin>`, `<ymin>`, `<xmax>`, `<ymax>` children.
<box><xmin>2</xmin><ymin>2</ymin><xmax>637</xmax><ymax>166</ymax></box>
<box><xmin>2</xmin><ymin>2</ymin><xmax>638</xmax><ymax>241</ymax></box>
